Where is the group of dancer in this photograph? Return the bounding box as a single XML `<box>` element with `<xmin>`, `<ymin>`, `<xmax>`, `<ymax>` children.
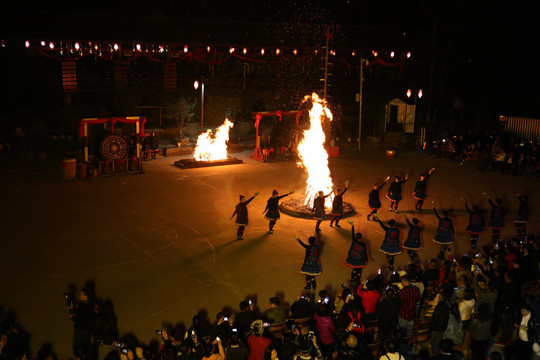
<box><xmin>229</xmin><ymin>167</ymin><xmax>532</xmax><ymax>290</ymax></box>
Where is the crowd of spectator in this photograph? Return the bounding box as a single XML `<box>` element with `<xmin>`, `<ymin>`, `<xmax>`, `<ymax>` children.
<box><xmin>1</xmin><ymin>235</ymin><xmax>539</xmax><ymax>360</ymax></box>
<box><xmin>426</xmin><ymin>129</ymin><xmax>539</xmax><ymax>180</ymax></box>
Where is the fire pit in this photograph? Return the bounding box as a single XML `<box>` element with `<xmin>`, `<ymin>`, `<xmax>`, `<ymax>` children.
<box><xmin>174</xmin><ymin>157</ymin><xmax>243</xmax><ymax>169</ymax></box>
<box><xmin>279</xmin><ymin>198</ymin><xmax>356</xmax><ymax>219</ymax></box>
<box><xmin>174</xmin><ymin>118</ymin><xmax>243</xmax><ymax>169</ymax></box>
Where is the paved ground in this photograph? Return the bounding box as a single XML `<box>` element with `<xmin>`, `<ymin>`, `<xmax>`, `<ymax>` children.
<box><xmin>1</xmin><ymin>148</ymin><xmax>538</xmax><ymax>359</ymax></box>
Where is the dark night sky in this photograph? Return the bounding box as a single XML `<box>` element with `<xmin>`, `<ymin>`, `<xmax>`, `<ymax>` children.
<box><xmin>1</xmin><ymin>0</ymin><xmax>539</xmax><ymax>119</ymax></box>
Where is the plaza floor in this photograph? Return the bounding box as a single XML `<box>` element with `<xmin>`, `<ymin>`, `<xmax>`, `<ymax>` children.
<box><xmin>0</xmin><ymin>148</ymin><xmax>537</xmax><ymax>359</ymax></box>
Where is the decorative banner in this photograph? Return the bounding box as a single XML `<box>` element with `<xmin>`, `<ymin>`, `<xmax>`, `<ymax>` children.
<box><xmin>61</xmin><ymin>61</ymin><xmax>77</xmax><ymax>93</ymax></box>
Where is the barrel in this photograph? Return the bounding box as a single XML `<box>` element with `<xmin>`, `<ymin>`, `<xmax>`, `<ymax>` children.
<box><xmin>61</xmin><ymin>158</ymin><xmax>77</xmax><ymax>179</ymax></box>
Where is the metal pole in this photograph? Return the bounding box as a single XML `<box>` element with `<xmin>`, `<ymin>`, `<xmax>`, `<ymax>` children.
<box><xmin>200</xmin><ymin>81</ymin><xmax>205</xmax><ymax>133</ymax></box>
<box><xmin>358</xmin><ymin>58</ymin><xmax>364</xmax><ymax>150</ymax></box>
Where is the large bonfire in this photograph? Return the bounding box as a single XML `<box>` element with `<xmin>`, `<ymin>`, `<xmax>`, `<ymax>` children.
<box><xmin>297</xmin><ymin>93</ymin><xmax>334</xmax><ymax>209</ymax></box>
<box><xmin>193</xmin><ymin>119</ymin><xmax>234</xmax><ymax>161</ymax></box>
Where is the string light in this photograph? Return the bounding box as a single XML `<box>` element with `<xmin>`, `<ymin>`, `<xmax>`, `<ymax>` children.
<box><xmin>114</xmin><ymin>43</ymin><xmax>119</xmax><ymax>51</ymax></box>
<box><xmin>390</xmin><ymin>51</ymin><xmax>395</xmax><ymax>58</ymax></box>
<box><xmin>260</xmin><ymin>48</ymin><xmax>265</xmax><ymax>55</ymax></box>
<box><xmin>25</xmin><ymin>41</ymin><xmax>30</xmax><ymax>48</ymax></box>
<box><xmin>418</xmin><ymin>89</ymin><xmax>423</xmax><ymax>98</ymax></box>
<box><xmin>351</xmin><ymin>50</ymin><xmax>356</xmax><ymax>56</ymax></box>
<box><xmin>372</xmin><ymin>50</ymin><xmax>378</xmax><ymax>57</ymax></box>
<box><xmin>184</xmin><ymin>45</ymin><xmax>188</xmax><ymax>53</ymax></box>
<box><xmin>293</xmin><ymin>49</ymin><xmax>297</xmax><ymax>55</ymax></box>
<box><xmin>407</xmin><ymin>52</ymin><xmax>411</xmax><ymax>58</ymax></box>
<box><xmin>406</xmin><ymin>89</ymin><xmax>412</xmax><ymax>98</ymax></box>
<box><xmin>243</xmin><ymin>48</ymin><xmax>247</xmax><ymax>54</ymax></box>
<box><xmin>136</xmin><ymin>44</ymin><xmax>141</xmax><ymax>51</ymax></box>
<box><xmin>275</xmin><ymin>48</ymin><xmax>280</xmax><ymax>55</ymax></box>
<box><xmin>74</xmin><ymin>42</ymin><xmax>80</xmax><ymax>50</ymax></box>
<box><xmin>159</xmin><ymin>45</ymin><xmax>164</xmax><ymax>53</ymax></box>
<box><xmin>206</xmin><ymin>46</ymin><xmax>211</xmax><ymax>53</ymax></box>
<box><xmin>229</xmin><ymin>47</ymin><xmax>235</xmax><ymax>53</ymax></box>
<box><xmin>41</xmin><ymin>41</ymin><xmax>45</xmax><ymax>47</ymax></box>
<box><xmin>49</xmin><ymin>42</ymin><xmax>54</xmax><ymax>49</ymax></box>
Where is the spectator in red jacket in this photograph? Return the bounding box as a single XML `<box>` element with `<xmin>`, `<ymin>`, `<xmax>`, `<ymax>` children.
<box><xmin>356</xmin><ymin>280</ymin><xmax>381</xmax><ymax>322</ymax></box>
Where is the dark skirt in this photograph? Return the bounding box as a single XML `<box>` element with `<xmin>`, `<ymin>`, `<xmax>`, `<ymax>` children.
<box><xmin>488</xmin><ymin>217</ymin><xmax>504</xmax><ymax>230</ymax></box>
<box><xmin>313</xmin><ymin>207</ymin><xmax>326</xmax><ymax>220</ymax></box>
<box><xmin>301</xmin><ymin>260</ymin><xmax>321</xmax><ymax>275</ymax></box>
<box><xmin>264</xmin><ymin>209</ymin><xmax>280</xmax><ymax>221</ymax></box>
<box><xmin>433</xmin><ymin>233</ymin><xmax>454</xmax><ymax>245</ymax></box>
<box><xmin>465</xmin><ymin>224</ymin><xmax>485</xmax><ymax>234</ymax></box>
<box><xmin>515</xmin><ymin>212</ymin><xmax>529</xmax><ymax>223</ymax></box>
<box><xmin>403</xmin><ymin>238</ymin><xmax>422</xmax><ymax>250</ymax></box>
<box><xmin>379</xmin><ymin>240</ymin><xmax>401</xmax><ymax>255</ymax></box>
<box><xmin>386</xmin><ymin>192</ymin><xmax>402</xmax><ymax>202</ymax></box>
<box><xmin>414</xmin><ymin>189</ymin><xmax>427</xmax><ymax>200</ymax></box>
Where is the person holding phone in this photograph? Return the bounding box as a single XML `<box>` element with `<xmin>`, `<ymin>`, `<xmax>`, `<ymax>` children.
<box><xmin>234</xmin><ymin>300</ymin><xmax>259</xmax><ymax>341</ymax></box>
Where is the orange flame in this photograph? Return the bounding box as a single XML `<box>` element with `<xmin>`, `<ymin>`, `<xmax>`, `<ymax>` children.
<box><xmin>297</xmin><ymin>93</ymin><xmax>334</xmax><ymax>208</ymax></box>
<box><xmin>193</xmin><ymin>119</ymin><xmax>234</xmax><ymax>161</ymax></box>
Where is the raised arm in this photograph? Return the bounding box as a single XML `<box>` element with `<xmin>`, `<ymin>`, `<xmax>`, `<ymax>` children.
<box><xmin>244</xmin><ymin>195</ymin><xmax>256</xmax><ymax>206</ymax></box>
<box><xmin>405</xmin><ymin>217</ymin><xmax>413</xmax><ymax>227</ymax></box>
<box><xmin>487</xmin><ymin>196</ymin><xmax>495</xmax><ymax>208</ymax></box>
<box><xmin>295</xmin><ymin>235</ymin><xmax>308</xmax><ymax>248</ymax></box>
<box><xmin>433</xmin><ymin>208</ymin><xmax>441</xmax><ymax>219</ymax></box>
<box><xmin>376</xmin><ymin>218</ymin><xmax>388</xmax><ymax>231</ymax></box>
<box><xmin>465</xmin><ymin>202</ymin><xmax>472</xmax><ymax>214</ymax></box>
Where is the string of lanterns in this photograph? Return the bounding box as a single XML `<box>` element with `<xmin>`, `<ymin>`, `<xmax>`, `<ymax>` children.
<box><xmin>3</xmin><ymin>39</ymin><xmax>412</xmax><ymax>68</ymax></box>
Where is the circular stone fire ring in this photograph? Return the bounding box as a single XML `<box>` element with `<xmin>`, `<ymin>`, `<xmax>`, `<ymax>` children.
<box><xmin>279</xmin><ymin>197</ymin><xmax>356</xmax><ymax>219</ymax></box>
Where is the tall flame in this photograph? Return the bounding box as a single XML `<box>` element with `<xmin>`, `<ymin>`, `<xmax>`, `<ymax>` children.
<box><xmin>297</xmin><ymin>93</ymin><xmax>334</xmax><ymax>208</ymax></box>
<box><xmin>193</xmin><ymin>119</ymin><xmax>234</xmax><ymax>161</ymax></box>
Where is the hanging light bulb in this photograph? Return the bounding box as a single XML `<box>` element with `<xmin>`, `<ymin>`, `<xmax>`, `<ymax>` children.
<box><xmin>406</xmin><ymin>89</ymin><xmax>412</xmax><ymax>98</ymax></box>
<box><xmin>418</xmin><ymin>89</ymin><xmax>423</xmax><ymax>99</ymax></box>
<box><xmin>293</xmin><ymin>49</ymin><xmax>297</xmax><ymax>55</ymax></box>
<box><xmin>407</xmin><ymin>51</ymin><xmax>411</xmax><ymax>58</ymax></box>
<box><xmin>193</xmin><ymin>80</ymin><xmax>199</xmax><ymax>90</ymax></box>
<box><xmin>275</xmin><ymin>48</ymin><xmax>280</xmax><ymax>55</ymax></box>
<box><xmin>372</xmin><ymin>50</ymin><xmax>378</xmax><ymax>57</ymax></box>
<box><xmin>206</xmin><ymin>46</ymin><xmax>211</xmax><ymax>53</ymax></box>
<box><xmin>184</xmin><ymin>45</ymin><xmax>189</xmax><ymax>53</ymax></box>
<box><xmin>260</xmin><ymin>48</ymin><xmax>265</xmax><ymax>55</ymax></box>
<box><xmin>351</xmin><ymin>50</ymin><xmax>356</xmax><ymax>56</ymax></box>
<box><xmin>74</xmin><ymin>42</ymin><xmax>80</xmax><ymax>50</ymax></box>
<box><xmin>159</xmin><ymin>45</ymin><xmax>164</xmax><ymax>53</ymax></box>
<box><xmin>136</xmin><ymin>44</ymin><xmax>141</xmax><ymax>51</ymax></box>
<box><xmin>390</xmin><ymin>51</ymin><xmax>395</xmax><ymax>58</ymax></box>
<box><xmin>243</xmin><ymin>48</ymin><xmax>247</xmax><ymax>54</ymax></box>
<box><xmin>229</xmin><ymin>47</ymin><xmax>235</xmax><ymax>53</ymax></box>
<box><xmin>49</xmin><ymin>42</ymin><xmax>54</xmax><ymax>49</ymax></box>
<box><xmin>114</xmin><ymin>43</ymin><xmax>119</xmax><ymax>51</ymax></box>
<box><xmin>41</xmin><ymin>41</ymin><xmax>46</xmax><ymax>47</ymax></box>
<box><xmin>25</xmin><ymin>40</ymin><xmax>30</xmax><ymax>48</ymax></box>
<box><xmin>94</xmin><ymin>43</ymin><xmax>99</xmax><ymax>51</ymax></box>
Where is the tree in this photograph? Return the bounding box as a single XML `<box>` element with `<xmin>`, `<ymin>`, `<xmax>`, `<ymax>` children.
<box><xmin>163</xmin><ymin>96</ymin><xmax>196</xmax><ymax>139</ymax></box>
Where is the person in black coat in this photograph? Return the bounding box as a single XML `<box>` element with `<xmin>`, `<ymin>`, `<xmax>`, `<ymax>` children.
<box><xmin>463</xmin><ymin>200</ymin><xmax>485</xmax><ymax>250</ymax></box>
<box><xmin>515</xmin><ymin>194</ymin><xmax>530</xmax><ymax>238</ymax></box>
<box><xmin>430</xmin><ymin>293</ymin><xmax>450</xmax><ymax>356</ymax></box>
<box><xmin>413</xmin><ymin>168</ymin><xmax>435</xmax><ymax>211</ymax></box>
<box><xmin>330</xmin><ymin>181</ymin><xmax>349</xmax><ymax>228</ymax></box>
<box><xmin>484</xmin><ymin>193</ymin><xmax>505</xmax><ymax>244</ymax></box>
<box><xmin>230</xmin><ymin>192</ymin><xmax>259</xmax><ymax>240</ymax></box>
<box><xmin>387</xmin><ymin>175</ymin><xmax>408</xmax><ymax>213</ymax></box>
<box><xmin>367</xmin><ymin>176</ymin><xmax>390</xmax><ymax>221</ymax></box>
<box><xmin>263</xmin><ymin>189</ymin><xmax>294</xmax><ymax>234</ymax></box>
<box><xmin>402</xmin><ymin>214</ymin><xmax>422</xmax><ymax>264</ymax></box>
<box><xmin>295</xmin><ymin>235</ymin><xmax>322</xmax><ymax>290</ymax></box>
<box><xmin>345</xmin><ymin>220</ymin><xmax>368</xmax><ymax>286</ymax></box>
<box><xmin>313</xmin><ymin>190</ymin><xmax>332</xmax><ymax>233</ymax></box>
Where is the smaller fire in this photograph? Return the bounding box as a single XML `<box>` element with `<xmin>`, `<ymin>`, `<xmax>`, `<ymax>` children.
<box><xmin>193</xmin><ymin>119</ymin><xmax>234</xmax><ymax>161</ymax></box>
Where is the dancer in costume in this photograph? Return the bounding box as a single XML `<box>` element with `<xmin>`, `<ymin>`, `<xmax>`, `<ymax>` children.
<box><xmin>463</xmin><ymin>200</ymin><xmax>485</xmax><ymax>250</ymax></box>
<box><xmin>413</xmin><ymin>168</ymin><xmax>435</xmax><ymax>211</ymax></box>
<box><xmin>294</xmin><ymin>235</ymin><xmax>321</xmax><ymax>290</ymax></box>
<box><xmin>313</xmin><ymin>190</ymin><xmax>332</xmax><ymax>232</ymax></box>
<box><xmin>230</xmin><ymin>192</ymin><xmax>260</xmax><ymax>240</ymax></box>
<box><xmin>367</xmin><ymin>176</ymin><xmax>390</xmax><ymax>221</ymax></box>
<box><xmin>515</xmin><ymin>194</ymin><xmax>530</xmax><ymax>237</ymax></box>
<box><xmin>433</xmin><ymin>208</ymin><xmax>455</xmax><ymax>259</ymax></box>
<box><xmin>374</xmin><ymin>215</ymin><xmax>402</xmax><ymax>271</ymax></box>
<box><xmin>485</xmin><ymin>193</ymin><xmax>505</xmax><ymax>244</ymax></box>
<box><xmin>402</xmin><ymin>214</ymin><xmax>422</xmax><ymax>264</ymax></box>
<box><xmin>387</xmin><ymin>174</ymin><xmax>409</xmax><ymax>213</ymax></box>
<box><xmin>263</xmin><ymin>189</ymin><xmax>294</xmax><ymax>234</ymax></box>
<box><xmin>330</xmin><ymin>181</ymin><xmax>350</xmax><ymax>228</ymax></box>
<box><xmin>345</xmin><ymin>219</ymin><xmax>368</xmax><ymax>286</ymax></box>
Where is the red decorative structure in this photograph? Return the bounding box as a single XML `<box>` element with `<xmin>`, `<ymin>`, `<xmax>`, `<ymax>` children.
<box><xmin>250</xmin><ymin>110</ymin><xmax>303</xmax><ymax>162</ymax></box>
